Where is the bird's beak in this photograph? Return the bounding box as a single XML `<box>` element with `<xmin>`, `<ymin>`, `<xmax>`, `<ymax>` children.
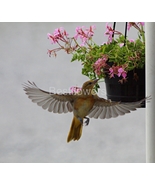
<box><xmin>93</xmin><ymin>79</ymin><xmax>99</xmax><ymax>84</ymax></box>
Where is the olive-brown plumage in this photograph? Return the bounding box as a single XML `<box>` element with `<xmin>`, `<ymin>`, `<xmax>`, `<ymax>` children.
<box><xmin>23</xmin><ymin>79</ymin><xmax>149</xmax><ymax>142</ymax></box>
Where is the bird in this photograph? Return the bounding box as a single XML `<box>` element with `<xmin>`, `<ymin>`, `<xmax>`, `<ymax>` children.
<box><xmin>23</xmin><ymin>79</ymin><xmax>150</xmax><ymax>142</ymax></box>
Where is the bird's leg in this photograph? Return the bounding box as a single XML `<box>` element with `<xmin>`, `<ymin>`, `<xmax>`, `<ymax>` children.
<box><xmin>84</xmin><ymin>117</ymin><xmax>90</xmax><ymax>126</ymax></box>
<box><xmin>77</xmin><ymin>116</ymin><xmax>90</xmax><ymax>126</ymax></box>
<box><xmin>77</xmin><ymin>117</ymin><xmax>83</xmax><ymax>125</ymax></box>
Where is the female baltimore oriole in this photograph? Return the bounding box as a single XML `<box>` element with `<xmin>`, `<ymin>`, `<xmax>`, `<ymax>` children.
<box><xmin>23</xmin><ymin>79</ymin><xmax>149</xmax><ymax>142</ymax></box>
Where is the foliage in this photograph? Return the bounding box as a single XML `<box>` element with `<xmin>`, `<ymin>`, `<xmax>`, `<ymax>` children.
<box><xmin>47</xmin><ymin>22</ymin><xmax>145</xmax><ymax>91</ymax></box>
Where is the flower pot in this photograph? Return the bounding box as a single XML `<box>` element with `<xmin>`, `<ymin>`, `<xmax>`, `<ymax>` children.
<box><xmin>104</xmin><ymin>67</ymin><xmax>145</xmax><ymax>107</ymax></box>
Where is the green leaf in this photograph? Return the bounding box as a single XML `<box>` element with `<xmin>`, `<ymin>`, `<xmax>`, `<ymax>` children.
<box><xmin>71</xmin><ymin>53</ymin><xmax>78</xmax><ymax>62</ymax></box>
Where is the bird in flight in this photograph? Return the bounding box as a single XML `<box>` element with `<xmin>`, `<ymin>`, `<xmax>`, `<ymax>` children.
<box><xmin>23</xmin><ymin>79</ymin><xmax>149</xmax><ymax>142</ymax></box>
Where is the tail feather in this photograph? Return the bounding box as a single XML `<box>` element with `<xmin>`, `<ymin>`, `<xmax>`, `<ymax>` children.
<box><xmin>67</xmin><ymin>116</ymin><xmax>83</xmax><ymax>142</ymax></box>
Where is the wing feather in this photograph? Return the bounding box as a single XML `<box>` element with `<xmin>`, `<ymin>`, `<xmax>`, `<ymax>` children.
<box><xmin>114</xmin><ymin>105</ymin><xmax>129</xmax><ymax>114</ymax></box>
<box><xmin>99</xmin><ymin>108</ymin><xmax>107</xmax><ymax>119</ymax></box>
<box><xmin>88</xmin><ymin>96</ymin><xmax>149</xmax><ymax>119</ymax></box>
<box><xmin>37</xmin><ymin>97</ymin><xmax>52</xmax><ymax>106</ymax></box>
<box><xmin>48</xmin><ymin>99</ymin><xmax>57</xmax><ymax>112</ymax></box>
<box><xmin>66</xmin><ymin>102</ymin><xmax>73</xmax><ymax>112</ymax></box>
<box><xmin>109</xmin><ymin>106</ymin><xmax>118</xmax><ymax>118</ymax></box>
<box><xmin>63</xmin><ymin>102</ymin><xmax>68</xmax><ymax>113</ymax></box>
<box><xmin>88</xmin><ymin>107</ymin><xmax>98</xmax><ymax>118</ymax></box>
<box><xmin>23</xmin><ymin>81</ymin><xmax>75</xmax><ymax>114</ymax></box>
<box><xmin>42</xmin><ymin>99</ymin><xmax>55</xmax><ymax>110</ymax></box>
<box><xmin>105</xmin><ymin>106</ymin><xmax>112</xmax><ymax>119</ymax></box>
<box><xmin>93</xmin><ymin>106</ymin><xmax>103</xmax><ymax>119</ymax></box>
<box><xmin>53</xmin><ymin>101</ymin><xmax>60</xmax><ymax>113</ymax></box>
<box><xmin>58</xmin><ymin>102</ymin><xmax>64</xmax><ymax>114</ymax></box>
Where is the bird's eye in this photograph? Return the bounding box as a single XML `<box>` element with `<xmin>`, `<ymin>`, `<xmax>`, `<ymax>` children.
<box><xmin>88</xmin><ymin>82</ymin><xmax>92</xmax><ymax>85</ymax></box>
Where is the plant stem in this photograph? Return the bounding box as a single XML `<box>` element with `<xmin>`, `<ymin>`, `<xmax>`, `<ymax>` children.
<box><xmin>140</xmin><ymin>25</ymin><xmax>145</xmax><ymax>43</ymax></box>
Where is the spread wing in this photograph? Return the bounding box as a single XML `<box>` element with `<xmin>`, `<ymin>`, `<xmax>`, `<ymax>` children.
<box><xmin>88</xmin><ymin>96</ymin><xmax>150</xmax><ymax>119</ymax></box>
<box><xmin>23</xmin><ymin>81</ymin><xmax>75</xmax><ymax>113</ymax></box>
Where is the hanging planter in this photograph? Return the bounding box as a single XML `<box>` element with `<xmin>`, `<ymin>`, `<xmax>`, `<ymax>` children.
<box><xmin>47</xmin><ymin>22</ymin><xmax>145</xmax><ymax>104</ymax></box>
<box><xmin>103</xmin><ymin>23</ymin><xmax>145</xmax><ymax>106</ymax></box>
<box><xmin>105</xmin><ymin>66</ymin><xmax>145</xmax><ymax>103</ymax></box>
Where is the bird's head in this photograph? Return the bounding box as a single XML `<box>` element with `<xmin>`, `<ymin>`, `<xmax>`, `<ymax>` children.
<box><xmin>81</xmin><ymin>79</ymin><xmax>99</xmax><ymax>95</ymax></box>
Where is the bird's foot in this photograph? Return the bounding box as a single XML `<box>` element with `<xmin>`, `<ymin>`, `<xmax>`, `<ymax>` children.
<box><xmin>77</xmin><ymin>117</ymin><xmax>90</xmax><ymax>126</ymax></box>
<box><xmin>84</xmin><ymin>117</ymin><xmax>90</xmax><ymax>126</ymax></box>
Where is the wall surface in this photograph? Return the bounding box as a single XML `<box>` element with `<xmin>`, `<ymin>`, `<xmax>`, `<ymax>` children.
<box><xmin>0</xmin><ymin>22</ymin><xmax>145</xmax><ymax>162</ymax></box>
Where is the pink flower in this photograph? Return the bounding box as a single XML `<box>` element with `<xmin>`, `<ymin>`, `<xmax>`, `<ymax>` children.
<box><xmin>93</xmin><ymin>55</ymin><xmax>108</xmax><ymax>75</ymax></box>
<box><xmin>53</xmin><ymin>27</ymin><xmax>68</xmax><ymax>38</ymax></box>
<box><xmin>47</xmin><ymin>33</ymin><xmax>58</xmax><ymax>44</ymax></box>
<box><xmin>70</xmin><ymin>86</ymin><xmax>82</xmax><ymax>94</ymax></box>
<box><xmin>127</xmin><ymin>23</ymin><xmax>132</xmax><ymax>31</ymax></box>
<box><xmin>104</xmin><ymin>23</ymin><xmax>114</xmax><ymax>43</ymax></box>
<box><xmin>118</xmin><ymin>68</ymin><xmax>127</xmax><ymax>78</ymax></box>
<box><xmin>138</xmin><ymin>22</ymin><xmax>145</xmax><ymax>26</ymax></box>
<box><xmin>129</xmin><ymin>39</ymin><xmax>134</xmax><ymax>42</ymax></box>
<box><xmin>105</xmin><ymin>23</ymin><xmax>122</xmax><ymax>43</ymax></box>
<box><xmin>109</xmin><ymin>66</ymin><xmax>119</xmax><ymax>78</ymax></box>
<box><xmin>47</xmin><ymin>27</ymin><xmax>79</xmax><ymax>56</ymax></box>
<box><xmin>108</xmin><ymin>66</ymin><xmax>127</xmax><ymax>79</ymax></box>
<box><xmin>102</xmin><ymin>41</ymin><xmax>108</xmax><ymax>45</ymax></box>
<box><xmin>119</xmin><ymin>43</ymin><xmax>124</xmax><ymax>47</ymax></box>
<box><xmin>47</xmin><ymin>27</ymin><xmax>69</xmax><ymax>44</ymax></box>
<box><xmin>109</xmin><ymin>67</ymin><xmax>114</xmax><ymax>77</ymax></box>
<box><xmin>47</xmin><ymin>48</ymin><xmax>61</xmax><ymax>57</ymax></box>
<box><xmin>127</xmin><ymin>22</ymin><xmax>144</xmax><ymax>31</ymax></box>
<box><xmin>74</xmin><ymin>25</ymin><xmax>95</xmax><ymax>45</ymax></box>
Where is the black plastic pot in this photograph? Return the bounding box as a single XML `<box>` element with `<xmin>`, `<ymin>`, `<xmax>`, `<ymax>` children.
<box><xmin>104</xmin><ymin>67</ymin><xmax>145</xmax><ymax>107</ymax></box>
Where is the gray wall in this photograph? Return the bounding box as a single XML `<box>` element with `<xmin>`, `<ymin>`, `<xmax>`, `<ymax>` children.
<box><xmin>0</xmin><ymin>22</ymin><xmax>145</xmax><ymax>162</ymax></box>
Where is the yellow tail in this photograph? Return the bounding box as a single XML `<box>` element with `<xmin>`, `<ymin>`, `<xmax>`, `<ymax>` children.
<box><xmin>67</xmin><ymin>116</ymin><xmax>83</xmax><ymax>142</ymax></box>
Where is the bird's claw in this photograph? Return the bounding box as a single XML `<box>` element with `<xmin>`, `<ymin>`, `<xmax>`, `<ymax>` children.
<box><xmin>84</xmin><ymin>117</ymin><xmax>90</xmax><ymax>126</ymax></box>
<box><xmin>77</xmin><ymin>117</ymin><xmax>90</xmax><ymax>126</ymax></box>
<box><xmin>84</xmin><ymin>119</ymin><xmax>89</xmax><ymax>126</ymax></box>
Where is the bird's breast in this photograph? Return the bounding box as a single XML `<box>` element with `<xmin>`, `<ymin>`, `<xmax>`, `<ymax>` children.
<box><xmin>73</xmin><ymin>96</ymin><xmax>95</xmax><ymax>118</ymax></box>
